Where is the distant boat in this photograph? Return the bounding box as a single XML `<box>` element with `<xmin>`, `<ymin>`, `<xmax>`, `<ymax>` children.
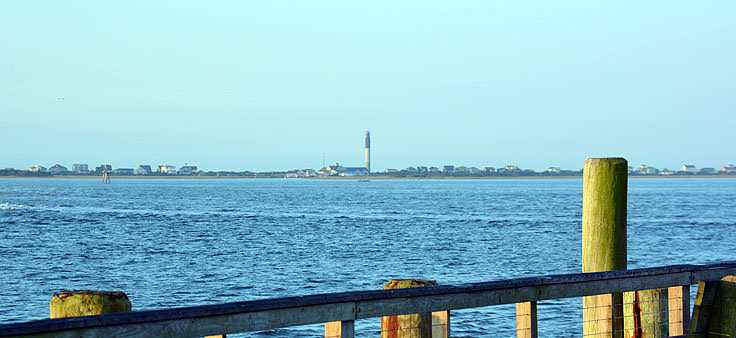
<box><xmin>358</xmin><ymin>179</ymin><xmax>370</xmax><ymax>182</ymax></box>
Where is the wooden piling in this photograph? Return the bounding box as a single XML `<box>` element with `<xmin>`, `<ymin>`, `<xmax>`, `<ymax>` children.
<box><xmin>380</xmin><ymin>279</ymin><xmax>442</xmax><ymax>338</ymax></box>
<box><xmin>50</xmin><ymin>290</ymin><xmax>130</xmax><ymax>318</ymax></box>
<box><xmin>689</xmin><ymin>275</ymin><xmax>736</xmax><ymax>338</ymax></box>
<box><xmin>582</xmin><ymin>157</ymin><xmax>627</xmax><ymax>338</ymax></box>
<box><xmin>623</xmin><ymin>289</ymin><xmax>668</xmax><ymax>338</ymax></box>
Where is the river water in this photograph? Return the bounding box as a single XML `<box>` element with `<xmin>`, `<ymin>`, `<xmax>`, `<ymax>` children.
<box><xmin>1</xmin><ymin>177</ymin><xmax>734</xmax><ymax>337</ymax></box>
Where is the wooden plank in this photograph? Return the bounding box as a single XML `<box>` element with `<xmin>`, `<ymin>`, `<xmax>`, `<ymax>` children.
<box><xmin>4</xmin><ymin>263</ymin><xmax>736</xmax><ymax>337</ymax></box>
<box><xmin>431</xmin><ymin>311</ymin><xmax>449</xmax><ymax>338</ymax></box>
<box><xmin>516</xmin><ymin>301</ymin><xmax>537</xmax><ymax>338</ymax></box>
<box><xmin>623</xmin><ymin>288</ymin><xmax>667</xmax><ymax>338</ymax></box>
<box><xmin>705</xmin><ymin>275</ymin><xmax>736</xmax><ymax>337</ymax></box>
<box><xmin>10</xmin><ymin>302</ymin><xmax>357</xmax><ymax>338</ymax></box>
<box><xmin>325</xmin><ymin>320</ymin><xmax>354</xmax><ymax>338</ymax></box>
<box><xmin>668</xmin><ymin>285</ymin><xmax>689</xmax><ymax>337</ymax></box>
<box><xmin>688</xmin><ymin>280</ymin><xmax>718</xmax><ymax>337</ymax></box>
<box><xmin>356</xmin><ymin>272</ymin><xmax>693</xmax><ymax>318</ymax></box>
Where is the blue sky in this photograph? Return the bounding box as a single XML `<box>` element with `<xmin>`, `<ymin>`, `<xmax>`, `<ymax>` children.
<box><xmin>2</xmin><ymin>2</ymin><xmax>734</xmax><ymax>172</ymax></box>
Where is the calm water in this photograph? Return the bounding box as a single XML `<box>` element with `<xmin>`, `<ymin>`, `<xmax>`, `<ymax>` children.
<box><xmin>1</xmin><ymin>178</ymin><xmax>734</xmax><ymax>337</ymax></box>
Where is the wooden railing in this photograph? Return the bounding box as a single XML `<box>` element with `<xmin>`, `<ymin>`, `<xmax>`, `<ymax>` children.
<box><xmin>2</xmin><ymin>262</ymin><xmax>735</xmax><ymax>337</ymax></box>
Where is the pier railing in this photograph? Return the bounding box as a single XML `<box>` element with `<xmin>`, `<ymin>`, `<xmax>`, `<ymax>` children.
<box><xmin>2</xmin><ymin>261</ymin><xmax>736</xmax><ymax>338</ymax></box>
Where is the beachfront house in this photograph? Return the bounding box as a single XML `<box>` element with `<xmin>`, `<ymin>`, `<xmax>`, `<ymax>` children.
<box><xmin>29</xmin><ymin>165</ymin><xmax>46</xmax><ymax>173</ymax></box>
<box><xmin>71</xmin><ymin>164</ymin><xmax>89</xmax><ymax>173</ymax></box>
<box><xmin>134</xmin><ymin>165</ymin><xmax>153</xmax><ymax>175</ymax></box>
<box><xmin>681</xmin><ymin>164</ymin><xmax>696</xmax><ymax>173</ymax></box>
<box><xmin>48</xmin><ymin>164</ymin><xmax>68</xmax><ymax>175</ymax></box>
<box><xmin>178</xmin><ymin>165</ymin><xmax>198</xmax><ymax>176</ymax></box>
<box><xmin>158</xmin><ymin>165</ymin><xmax>177</xmax><ymax>175</ymax></box>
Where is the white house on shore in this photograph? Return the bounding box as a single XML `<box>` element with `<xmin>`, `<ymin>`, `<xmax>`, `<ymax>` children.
<box><xmin>158</xmin><ymin>165</ymin><xmax>177</xmax><ymax>174</ymax></box>
<box><xmin>317</xmin><ymin>163</ymin><xmax>368</xmax><ymax>176</ymax></box>
<box><xmin>29</xmin><ymin>165</ymin><xmax>46</xmax><ymax>173</ymax></box>
<box><xmin>178</xmin><ymin>165</ymin><xmax>198</xmax><ymax>176</ymax></box>
<box><xmin>48</xmin><ymin>164</ymin><xmax>68</xmax><ymax>174</ymax></box>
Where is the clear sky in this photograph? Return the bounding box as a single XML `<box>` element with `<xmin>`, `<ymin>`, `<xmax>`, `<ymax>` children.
<box><xmin>2</xmin><ymin>2</ymin><xmax>734</xmax><ymax>172</ymax></box>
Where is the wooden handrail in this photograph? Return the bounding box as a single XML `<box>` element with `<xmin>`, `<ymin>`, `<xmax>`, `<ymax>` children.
<box><xmin>2</xmin><ymin>262</ymin><xmax>736</xmax><ymax>337</ymax></box>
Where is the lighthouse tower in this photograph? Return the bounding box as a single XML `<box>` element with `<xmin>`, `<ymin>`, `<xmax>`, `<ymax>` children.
<box><xmin>365</xmin><ymin>131</ymin><xmax>371</xmax><ymax>173</ymax></box>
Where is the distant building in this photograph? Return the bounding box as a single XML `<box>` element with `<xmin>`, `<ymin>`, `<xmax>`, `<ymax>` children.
<box><xmin>456</xmin><ymin>166</ymin><xmax>468</xmax><ymax>173</ymax></box>
<box><xmin>722</xmin><ymin>164</ymin><xmax>736</xmax><ymax>174</ymax></box>
<box><xmin>158</xmin><ymin>165</ymin><xmax>177</xmax><ymax>174</ymax></box>
<box><xmin>484</xmin><ymin>167</ymin><xmax>496</xmax><ymax>173</ymax></box>
<box><xmin>503</xmin><ymin>165</ymin><xmax>520</xmax><ymax>172</ymax></box>
<box><xmin>417</xmin><ymin>166</ymin><xmax>428</xmax><ymax>173</ymax></box>
<box><xmin>318</xmin><ymin>163</ymin><xmax>345</xmax><ymax>176</ymax></box>
<box><xmin>469</xmin><ymin>167</ymin><xmax>481</xmax><ymax>174</ymax></box>
<box><xmin>178</xmin><ymin>165</ymin><xmax>198</xmax><ymax>176</ymax></box>
<box><xmin>29</xmin><ymin>165</ymin><xmax>46</xmax><ymax>173</ymax></box>
<box><xmin>429</xmin><ymin>167</ymin><xmax>440</xmax><ymax>173</ymax></box>
<box><xmin>48</xmin><ymin>164</ymin><xmax>68</xmax><ymax>175</ymax></box>
<box><xmin>134</xmin><ymin>165</ymin><xmax>153</xmax><ymax>175</ymax></box>
<box><xmin>443</xmin><ymin>165</ymin><xmax>455</xmax><ymax>173</ymax></box>
<box><xmin>71</xmin><ymin>164</ymin><xmax>89</xmax><ymax>173</ymax></box>
<box><xmin>699</xmin><ymin>168</ymin><xmax>716</xmax><ymax>175</ymax></box>
<box><xmin>284</xmin><ymin>169</ymin><xmax>315</xmax><ymax>178</ymax></box>
<box><xmin>95</xmin><ymin>164</ymin><xmax>112</xmax><ymax>172</ymax></box>
<box><xmin>404</xmin><ymin>167</ymin><xmax>418</xmax><ymax>173</ymax></box>
<box><xmin>546</xmin><ymin>167</ymin><xmax>560</xmax><ymax>174</ymax></box>
<box><xmin>660</xmin><ymin>168</ymin><xmax>676</xmax><ymax>176</ymax></box>
<box><xmin>385</xmin><ymin>169</ymin><xmax>398</xmax><ymax>173</ymax></box>
<box><xmin>681</xmin><ymin>165</ymin><xmax>696</xmax><ymax>173</ymax></box>
<box><xmin>318</xmin><ymin>163</ymin><xmax>368</xmax><ymax>176</ymax></box>
<box><xmin>637</xmin><ymin>165</ymin><xmax>659</xmax><ymax>175</ymax></box>
<box><xmin>111</xmin><ymin>168</ymin><xmax>134</xmax><ymax>176</ymax></box>
<box><xmin>342</xmin><ymin>167</ymin><xmax>369</xmax><ymax>176</ymax></box>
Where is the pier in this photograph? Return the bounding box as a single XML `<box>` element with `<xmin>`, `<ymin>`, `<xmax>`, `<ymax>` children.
<box><xmin>2</xmin><ymin>158</ymin><xmax>735</xmax><ymax>337</ymax></box>
<box><xmin>1</xmin><ymin>262</ymin><xmax>736</xmax><ymax>337</ymax></box>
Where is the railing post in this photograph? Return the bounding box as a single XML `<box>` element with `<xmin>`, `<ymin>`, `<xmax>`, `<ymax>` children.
<box><xmin>380</xmin><ymin>279</ymin><xmax>437</xmax><ymax>338</ymax></box>
<box><xmin>432</xmin><ymin>310</ymin><xmax>450</xmax><ymax>338</ymax></box>
<box><xmin>582</xmin><ymin>157</ymin><xmax>627</xmax><ymax>338</ymax></box>
<box><xmin>516</xmin><ymin>301</ymin><xmax>537</xmax><ymax>338</ymax></box>
<box><xmin>325</xmin><ymin>320</ymin><xmax>355</xmax><ymax>338</ymax></box>
<box><xmin>668</xmin><ymin>285</ymin><xmax>690</xmax><ymax>336</ymax></box>
<box><xmin>689</xmin><ymin>275</ymin><xmax>736</xmax><ymax>337</ymax></box>
<box><xmin>623</xmin><ymin>288</ymin><xmax>668</xmax><ymax>338</ymax></box>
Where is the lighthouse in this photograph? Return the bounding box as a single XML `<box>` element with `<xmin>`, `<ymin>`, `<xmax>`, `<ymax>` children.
<box><xmin>365</xmin><ymin>131</ymin><xmax>370</xmax><ymax>173</ymax></box>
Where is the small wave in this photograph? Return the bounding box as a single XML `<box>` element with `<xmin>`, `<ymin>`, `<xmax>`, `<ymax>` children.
<box><xmin>0</xmin><ymin>203</ymin><xmax>30</xmax><ymax>210</ymax></box>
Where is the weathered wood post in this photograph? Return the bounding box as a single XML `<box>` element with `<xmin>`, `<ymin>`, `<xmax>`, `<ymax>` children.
<box><xmin>50</xmin><ymin>290</ymin><xmax>130</xmax><ymax>318</ymax></box>
<box><xmin>325</xmin><ymin>320</ymin><xmax>355</xmax><ymax>338</ymax></box>
<box><xmin>516</xmin><ymin>301</ymin><xmax>537</xmax><ymax>338</ymax></box>
<box><xmin>668</xmin><ymin>285</ymin><xmax>690</xmax><ymax>336</ymax></box>
<box><xmin>582</xmin><ymin>157</ymin><xmax>627</xmax><ymax>338</ymax></box>
<box><xmin>623</xmin><ymin>288</ymin><xmax>668</xmax><ymax>338</ymax></box>
<box><xmin>379</xmin><ymin>279</ymin><xmax>448</xmax><ymax>338</ymax></box>
<box><xmin>689</xmin><ymin>275</ymin><xmax>736</xmax><ymax>337</ymax></box>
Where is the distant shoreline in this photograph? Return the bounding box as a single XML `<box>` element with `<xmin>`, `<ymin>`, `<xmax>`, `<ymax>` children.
<box><xmin>1</xmin><ymin>175</ymin><xmax>735</xmax><ymax>179</ymax></box>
